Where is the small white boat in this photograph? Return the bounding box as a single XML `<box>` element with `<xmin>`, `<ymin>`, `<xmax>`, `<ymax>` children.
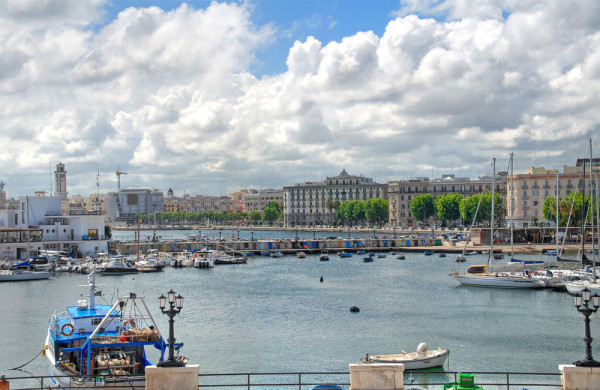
<box><xmin>296</xmin><ymin>251</ymin><xmax>307</xmax><ymax>258</ymax></box>
<box><xmin>0</xmin><ymin>269</ymin><xmax>51</xmax><ymax>282</ymax></box>
<box><xmin>362</xmin><ymin>343</ymin><xmax>449</xmax><ymax>370</ymax></box>
<box><xmin>271</xmin><ymin>251</ymin><xmax>283</xmax><ymax>258</ymax></box>
<box><xmin>396</xmin><ymin>253</ymin><xmax>406</xmax><ymax>260</ymax></box>
<box><xmin>319</xmin><ymin>251</ymin><xmax>329</xmax><ymax>261</ymax></box>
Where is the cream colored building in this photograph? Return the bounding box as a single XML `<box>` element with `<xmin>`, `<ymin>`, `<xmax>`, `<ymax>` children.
<box><xmin>242</xmin><ymin>189</ymin><xmax>284</xmax><ymax>212</ymax></box>
<box><xmin>508</xmin><ymin>165</ymin><xmax>600</xmax><ymax>228</ymax></box>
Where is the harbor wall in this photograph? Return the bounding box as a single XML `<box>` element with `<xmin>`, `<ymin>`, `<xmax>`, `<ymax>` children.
<box><xmin>112</xmin><ymin>237</ymin><xmax>444</xmax><ymax>256</ymax></box>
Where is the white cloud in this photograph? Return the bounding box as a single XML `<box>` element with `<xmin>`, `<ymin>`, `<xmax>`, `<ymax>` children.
<box><xmin>0</xmin><ymin>0</ymin><xmax>599</xmax><ymax>198</ymax></box>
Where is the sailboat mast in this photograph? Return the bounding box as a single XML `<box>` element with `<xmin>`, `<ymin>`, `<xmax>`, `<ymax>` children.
<box><xmin>490</xmin><ymin>158</ymin><xmax>496</xmax><ymax>264</ymax></box>
<box><xmin>590</xmin><ymin>138</ymin><xmax>595</xmax><ymax>280</ymax></box>
<box><xmin>556</xmin><ymin>171</ymin><xmax>559</xmax><ymax>256</ymax></box>
<box><xmin>510</xmin><ymin>153</ymin><xmax>514</xmax><ymax>258</ymax></box>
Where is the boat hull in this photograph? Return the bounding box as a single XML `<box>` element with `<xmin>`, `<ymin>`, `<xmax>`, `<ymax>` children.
<box><xmin>0</xmin><ymin>270</ymin><xmax>51</xmax><ymax>282</ymax></box>
<box><xmin>366</xmin><ymin>349</ymin><xmax>449</xmax><ymax>370</ymax></box>
<box><xmin>453</xmin><ymin>274</ymin><xmax>545</xmax><ymax>288</ymax></box>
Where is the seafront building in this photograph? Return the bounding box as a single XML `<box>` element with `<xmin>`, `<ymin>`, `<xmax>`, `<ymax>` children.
<box><xmin>388</xmin><ymin>173</ymin><xmax>508</xmax><ymax>228</ymax></box>
<box><xmin>283</xmin><ymin>169</ymin><xmax>387</xmax><ymax>226</ymax></box>
<box><xmin>185</xmin><ymin>194</ymin><xmax>231</xmax><ymax>214</ymax></box>
<box><xmin>106</xmin><ymin>187</ymin><xmax>164</xmax><ymax>222</ymax></box>
<box><xmin>508</xmin><ymin>164</ymin><xmax>600</xmax><ymax>228</ymax></box>
<box><xmin>0</xmin><ymin>185</ymin><xmax>108</xmax><ymax>259</ymax></box>
<box><xmin>241</xmin><ymin>189</ymin><xmax>284</xmax><ymax>212</ymax></box>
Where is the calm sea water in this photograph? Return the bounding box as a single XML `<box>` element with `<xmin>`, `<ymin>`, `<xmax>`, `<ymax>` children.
<box><xmin>0</xmin><ymin>242</ymin><xmax>591</xmax><ymax>388</ymax></box>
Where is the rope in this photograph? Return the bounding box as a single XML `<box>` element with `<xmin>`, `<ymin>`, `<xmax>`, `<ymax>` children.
<box><xmin>9</xmin><ymin>345</ymin><xmax>47</xmax><ymax>370</ymax></box>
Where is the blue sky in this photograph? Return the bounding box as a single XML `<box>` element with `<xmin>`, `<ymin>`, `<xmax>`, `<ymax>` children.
<box><xmin>0</xmin><ymin>0</ymin><xmax>599</xmax><ymax>197</ymax></box>
<box><xmin>102</xmin><ymin>1</ymin><xmax>396</xmax><ymax>76</ymax></box>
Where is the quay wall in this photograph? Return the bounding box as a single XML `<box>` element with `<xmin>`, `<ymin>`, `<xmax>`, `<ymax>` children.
<box><xmin>112</xmin><ymin>237</ymin><xmax>445</xmax><ymax>256</ymax></box>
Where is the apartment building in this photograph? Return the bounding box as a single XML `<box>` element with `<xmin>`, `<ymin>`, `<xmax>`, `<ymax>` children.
<box><xmin>388</xmin><ymin>173</ymin><xmax>507</xmax><ymax>228</ymax></box>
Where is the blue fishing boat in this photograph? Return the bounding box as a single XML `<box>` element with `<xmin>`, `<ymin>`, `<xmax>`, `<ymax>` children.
<box><xmin>338</xmin><ymin>251</ymin><xmax>352</xmax><ymax>258</ymax></box>
<box><xmin>424</xmin><ymin>251</ymin><xmax>434</xmax><ymax>256</ymax></box>
<box><xmin>44</xmin><ymin>270</ymin><xmax>182</xmax><ymax>389</ymax></box>
<box><xmin>363</xmin><ymin>256</ymin><xmax>374</xmax><ymax>262</ymax></box>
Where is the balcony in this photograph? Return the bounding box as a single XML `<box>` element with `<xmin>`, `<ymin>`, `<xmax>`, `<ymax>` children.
<box><xmin>523</xmin><ymin>205</ymin><xmax>529</xmax><ymax>210</ymax></box>
<box><xmin>522</xmin><ymin>195</ymin><xmax>529</xmax><ymax>200</ymax></box>
<box><xmin>521</xmin><ymin>184</ymin><xmax>529</xmax><ymax>189</ymax></box>
<box><xmin>543</xmin><ymin>184</ymin><xmax>550</xmax><ymax>189</ymax></box>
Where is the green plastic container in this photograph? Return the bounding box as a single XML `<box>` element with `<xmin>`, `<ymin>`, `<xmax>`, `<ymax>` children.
<box><xmin>441</xmin><ymin>373</ymin><xmax>485</xmax><ymax>390</ymax></box>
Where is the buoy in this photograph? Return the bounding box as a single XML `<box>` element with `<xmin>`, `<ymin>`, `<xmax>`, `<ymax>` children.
<box><xmin>320</xmin><ymin>276</ymin><xmax>324</xmax><ymax>283</ymax></box>
<box><xmin>350</xmin><ymin>306</ymin><xmax>360</xmax><ymax>312</ymax></box>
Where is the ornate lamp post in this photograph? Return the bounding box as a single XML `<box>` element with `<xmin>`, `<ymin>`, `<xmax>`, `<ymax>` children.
<box><xmin>157</xmin><ymin>290</ymin><xmax>185</xmax><ymax>367</ymax></box>
<box><xmin>573</xmin><ymin>288</ymin><xmax>600</xmax><ymax>367</ymax></box>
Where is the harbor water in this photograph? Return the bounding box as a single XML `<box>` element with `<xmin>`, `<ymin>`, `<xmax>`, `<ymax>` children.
<box><xmin>0</xmin><ymin>241</ymin><xmax>592</xmax><ymax>387</ymax></box>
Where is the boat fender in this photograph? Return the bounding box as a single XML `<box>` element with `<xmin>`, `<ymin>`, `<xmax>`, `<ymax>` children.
<box><xmin>61</xmin><ymin>323</ymin><xmax>75</xmax><ymax>337</ymax></box>
<box><xmin>123</xmin><ymin>319</ymin><xmax>136</xmax><ymax>330</ymax></box>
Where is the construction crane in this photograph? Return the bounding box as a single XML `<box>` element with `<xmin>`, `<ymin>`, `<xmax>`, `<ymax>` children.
<box><xmin>116</xmin><ymin>166</ymin><xmax>128</xmax><ymax>189</ymax></box>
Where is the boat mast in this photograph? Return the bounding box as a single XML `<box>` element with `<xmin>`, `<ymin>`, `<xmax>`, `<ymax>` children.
<box><xmin>556</xmin><ymin>170</ymin><xmax>559</xmax><ymax>256</ymax></box>
<box><xmin>510</xmin><ymin>153</ymin><xmax>514</xmax><ymax>258</ymax></box>
<box><xmin>137</xmin><ymin>212</ymin><xmax>140</xmax><ymax>262</ymax></box>
<box><xmin>595</xmin><ymin>172</ymin><xmax>599</xmax><ymax>281</ymax></box>
<box><xmin>489</xmin><ymin>158</ymin><xmax>496</xmax><ymax>265</ymax></box>
<box><xmin>590</xmin><ymin>138</ymin><xmax>595</xmax><ymax>280</ymax></box>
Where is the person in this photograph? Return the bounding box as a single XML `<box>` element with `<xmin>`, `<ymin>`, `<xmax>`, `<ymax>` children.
<box><xmin>320</xmin><ymin>276</ymin><xmax>323</xmax><ymax>283</ymax></box>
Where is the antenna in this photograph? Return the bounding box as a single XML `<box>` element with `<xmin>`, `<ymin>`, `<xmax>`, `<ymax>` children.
<box><xmin>116</xmin><ymin>165</ymin><xmax>128</xmax><ymax>190</ymax></box>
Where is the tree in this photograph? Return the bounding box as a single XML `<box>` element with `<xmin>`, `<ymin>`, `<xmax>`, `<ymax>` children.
<box><xmin>434</xmin><ymin>193</ymin><xmax>463</xmax><ymax>225</ymax></box>
<box><xmin>410</xmin><ymin>194</ymin><xmax>435</xmax><ymax>223</ymax></box>
<box><xmin>249</xmin><ymin>211</ymin><xmax>262</xmax><ymax>224</ymax></box>
<box><xmin>364</xmin><ymin>198</ymin><xmax>389</xmax><ymax>225</ymax></box>
<box><xmin>459</xmin><ymin>191</ymin><xmax>503</xmax><ymax>226</ymax></box>
<box><xmin>262</xmin><ymin>206</ymin><xmax>280</xmax><ymax>224</ymax></box>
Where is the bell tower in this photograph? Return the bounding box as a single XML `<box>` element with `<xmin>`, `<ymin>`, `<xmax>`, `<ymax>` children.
<box><xmin>54</xmin><ymin>162</ymin><xmax>68</xmax><ymax>200</ymax></box>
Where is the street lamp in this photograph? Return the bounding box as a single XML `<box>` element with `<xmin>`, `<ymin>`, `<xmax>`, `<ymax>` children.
<box><xmin>573</xmin><ymin>288</ymin><xmax>600</xmax><ymax>367</ymax></box>
<box><xmin>157</xmin><ymin>289</ymin><xmax>185</xmax><ymax>367</ymax></box>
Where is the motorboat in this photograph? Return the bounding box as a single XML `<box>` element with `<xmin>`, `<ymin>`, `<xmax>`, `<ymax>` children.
<box><xmin>135</xmin><ymin>258</ymin><xmax>164</xmax><ymax>272</ymax></box>
<box><xmin>100</xmin><ymin>257</ymin><xmax>138</xmax><ymax>275</ymax></box>
<box><xmin>338</xmin><ymin>251</ymin><xmax>352</xmax><ymax>258</ymax></box>
<box><xmin>193</xmin><ymin>251</ymin><xmax>214</xmax><ymax>268</ymax></box>
<box><xmin>296</xmin><ymin>251</ymin><xmax>307</xmax><ymax>258</ymax></box>
<box><xmin>377</xmin><ymin>254</ymin><xmax>386</xmax><ymax>258</ymax></box>
<box><xmin>456</xmin><ymin>254</ymin><xmax>466</xmax><ymax>262</ymax></box>
<box><xmin>424</xmin><ymin>251</ymin><xmax>434</xmax><ymax>256</ymax></box>
<box><xmin>363</xmin><ymin>256</ymin><xmax>374</xmax><ymax>262</ymax></box>
<box><xmin>396</xmin><ymin>253</ymin><xmax>406</xmax><ymax>260</ymax></box>
<box><xmin>210</xmin><ymin>251</ymin><xmax>247</xmax><ymax>264</ymax></box>
<box><xmin>439</xmin><ymin>253</ymin><xmax>447</xmax><ymax>258</ymax></box>
<box><xmin>319</xmin><ymin>251</ymin><xmax>329</xmax><ymax>261</ymax></box>
<box><xmin>362</xmin><ymin>343</ymin><xmax>449</xmax><ymax>370</ymax></box>
<box><xmin>0</xmin><ymin>269</ymin><xmax>51</xmax><ymax>282</ymax></box>
<box><xmin>270</xmin><ymin>251</ymin><xmax>283</xmax><ymax>258</ymax></box>
<box><xmin>44</xmin><ymin>270</ymin><xmax>184</xmax><ymax>389</ymax></box>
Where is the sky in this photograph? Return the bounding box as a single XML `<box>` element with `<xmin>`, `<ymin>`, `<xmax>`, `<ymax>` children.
<box><xmin>1</xmin><ymin>0</ymin><xmax>599</xmax><ymax>198</ymax></box>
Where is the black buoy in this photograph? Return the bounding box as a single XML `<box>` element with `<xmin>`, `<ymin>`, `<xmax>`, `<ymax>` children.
<box><xmin>350</xmin><ymin>306</ymin><xmax>360</xmax><ymax>312</ymax></box>
<box><xmin>320</xmin><ymin>276</ymin><xmax>324</xmax><ymax>283</ymax></box>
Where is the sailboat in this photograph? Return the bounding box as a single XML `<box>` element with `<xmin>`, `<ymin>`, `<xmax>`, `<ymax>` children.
<box><xmin>453</xmin><ymin>158</ymin><xmax>545</xmax><ymax>289</ymax></box>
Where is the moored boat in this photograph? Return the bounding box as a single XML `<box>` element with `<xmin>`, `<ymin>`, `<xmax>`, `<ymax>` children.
<box><xmin>0</xmin><ymin>269</ymin><xmax>51</xmax><ymax>282</ymax></box>
<box><xmin>319</xmin><ymin>251</ymin><xmax>329</xmax><ymax>261</ymax></box>
<box><xmin>362</xmin><ymin>343</ymin><xmax>449</xmax><ymax>370</ymax></box>
<box><xmin>44</xmin><ymin>270</ymin><xmax>181</xmax><ymax>389</ymax></box>
<box><xmin>296</xmin><ymin>251</ymin><xmax>307</xmax><ymax>258</ymax></box>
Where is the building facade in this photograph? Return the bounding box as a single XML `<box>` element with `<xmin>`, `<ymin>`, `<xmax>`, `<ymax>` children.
<box><xmin>106</xmin><ymin>187</ymin><xmax>164</xmax><ymax>221</ymax></box>
<box><xmin>283</xmin><ymin>169</ymin><xmax>387</xmax><ymax>226</ymax></box>
<box><xmin>242</xmin><ymin>189</ymin><xmax>284</xmax><ymax>212</ymax></box>
<box><xmin>508</xmin><ymin>164</ymin><xmax>600</xmax><ymax>228</ymax></box>
<box><xmin>388</xmin><ymin>173</ymin><xmax>507</xmax><ymax>228</ymax></box>
<box><xmin>185</xmin><ymin>195</ymin><xmax>231</xmax><ymax>213</ymax></box>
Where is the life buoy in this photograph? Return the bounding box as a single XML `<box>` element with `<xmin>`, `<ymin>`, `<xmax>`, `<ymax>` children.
<box><xmin>123</xmin><ymin>319</ymin><xmax>136</xmax><ymax>330</ymax></box>
<box><xmin>61</xmin><ymin>323</ymin><xmax>75</xmax><ymax>336</ymax></box>
<box><xmin>6</xmin><ymin>246</ymin><xmax>10</xmax><ymax>250</ymax></box>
